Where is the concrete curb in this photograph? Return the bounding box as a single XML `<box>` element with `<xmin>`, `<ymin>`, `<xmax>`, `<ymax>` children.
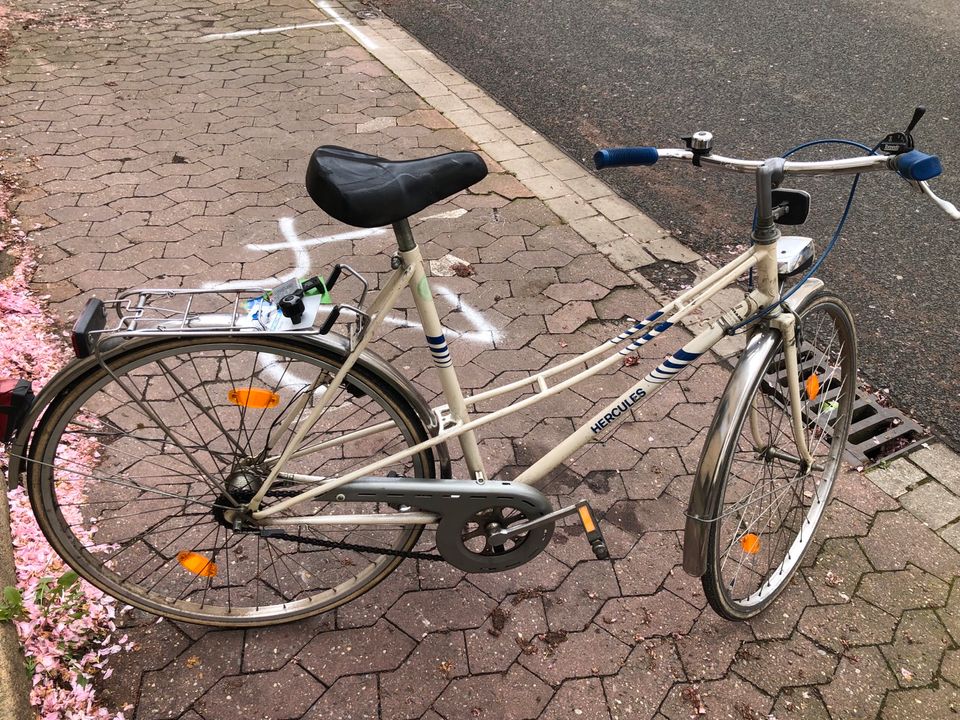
<box><xmin>322</xmin><ymin>0</ymin><xmax>960</xmax><ymax>550</ymax></box>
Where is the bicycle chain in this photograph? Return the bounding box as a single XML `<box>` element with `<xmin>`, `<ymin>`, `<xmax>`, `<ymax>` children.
<box><xmin>259</xmin><ymin>488</ymin><xmax>444</xmax><ymax>561</ymax></box>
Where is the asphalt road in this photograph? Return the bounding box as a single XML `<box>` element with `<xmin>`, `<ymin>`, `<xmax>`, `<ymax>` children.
<box><xmin>375</xmin><ymin>0</ymin><xmax>960</xmax><ymax>449</ymax></box>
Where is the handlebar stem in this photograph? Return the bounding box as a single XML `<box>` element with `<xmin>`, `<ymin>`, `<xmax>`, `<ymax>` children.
<box><xmin>753</xmin><ymin>158</ymin><xmax>785</xmax><ymax>244</ymax></box>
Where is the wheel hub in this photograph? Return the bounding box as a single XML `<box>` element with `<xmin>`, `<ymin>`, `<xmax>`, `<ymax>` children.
<box><xmin>212</xmin><ymin>466</ymin><xmax>266</xmax><ymax>530</ymax></box>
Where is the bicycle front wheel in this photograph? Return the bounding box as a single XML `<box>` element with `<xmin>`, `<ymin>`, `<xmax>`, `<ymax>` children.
<box><xmin>702</xmin><ymin>290</ymin><xmax>857</xmax><ymax>620</ymax></box>
<box><xmin>28</xmin><ymin>335</ymin><xmax>439</xmax><ymax>626</ymax></box>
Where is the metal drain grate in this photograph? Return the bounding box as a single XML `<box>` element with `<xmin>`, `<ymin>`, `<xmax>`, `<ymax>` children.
<box><xmin>761</xmin><ymin>342</ymin><xmax>930</xmax><ymax>468</ymax></box>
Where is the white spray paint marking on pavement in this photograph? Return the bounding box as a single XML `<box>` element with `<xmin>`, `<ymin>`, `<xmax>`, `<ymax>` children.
<box><xmin>204</xmin><ymin>221</ymin><xmax>383</xmax><ymax>291</ymax></box>
<box><xmin>383</xmin><ymin>284</ymin><xmax>501</xmax><ymax>346</ymax></box>
<box><xmin>420</xmin><ymin>208</ymin><xmax>468</xmax><ymax>221</ymax></box>
<box><xmin>199</xmin><ymin>20</ymin><xmax>339</xmax><ymax>42</ymax></box>
<box><xmin>249</xmin><ymin>227</ymin><xmax>385</xmax><ymax>252</ymax></box>
<box><xmin>436</xmin><ymin>285</ymin><xmax>501</xmax><ymax>344</ymax></box>
<box><xmin>311</xmin><ymin>0</ymin><xmax>378</xmax><ymax>50</ymax></box>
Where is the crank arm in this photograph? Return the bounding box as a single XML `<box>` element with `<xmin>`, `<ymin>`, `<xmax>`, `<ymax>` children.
<box><xmin>489</xmin><ymin>500</ymin><xmax>609</xmax><ymax>560</ymax></box>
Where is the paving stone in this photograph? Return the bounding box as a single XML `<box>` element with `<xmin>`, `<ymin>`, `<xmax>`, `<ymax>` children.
<box><xmin>598</xmin><ymin>592</ymin><xmax>700</xmax><ymax>645</ymax></box>
<box><xmin>909</xmin><ymin>443</ymin><xmax>960</xmax><ymax>495</ymax></box>
<box><xmin>380</xmin><ymin>631</ymin><xmax>468</xmax><ymax>719</ymax></box>
<box><xmin>941</xmin><ymin>582</ymin><xmax>960</xmax><ymax>645</ymax></box>
<box><xmin>433</xmin><ymin>664</ymin><xmax>552</xmax><ymax>720</ymax></box>
<box><xmin>815</xmin><ymin>497</ymin><xmax>872</xmax><ymax>539</ymax></box>
<box><xmin>465</xmin><ymin>594</ymin><xmax>548</xmax><ymax>674</ymax></box>
<box><xmin>660</xmin><ymin>675</ymin><xmax>774</xmax><ymax>720</ymax></box>
<box><xmin>881</xmin><ymin>609</ymin><xmax>953</xmax><ymax>688</ymax></box>
<box><xmin>539</xmin><ymin>678</ymin><xmax>611</xmax><ymax>720</ymax></box>
<box><xmin>942</xmin><ymin>648</ymin><xmax>960</xmax><ymax>686</ymax></box>
<box><xmin>803</xmin><ymin>536</ymin><xmax>874</xmax><ymax>605</ymax></box>
<box><xmin>748</xmin><ymin>574</ymin><xmax>817</xmax><ymax>641</ymax></box>
<box><xmin>732</xmin><ymin>634</ymin><xmax>837</xmax><ymax>695</ymax></box>
<box><xmin>300</xmin><ymin>673</ymin><xmax>379</xmax><ymax>720</ymax></box>
<box><xmin>867</xmin><ymin>457</ymin><xmax>928</xmax><ymax>497</ymax></box>
<box><xmin>386</xmin><ymin>583</ymin><xmax>495</xmax><ymax>638</ymax></box>
<box><xmin>194</xmin><ymin>664</ymin><xmax>322</xmax><ymax>719</ymax></box>
<box><xmin>818</xmin><ymin>645</ymin><xmax>896</xmax><ymax>720</ymax></box>
<box><xmin>859</xmin><ymin>509</ymin><xmax>960</xmax><ymax>582</ymax></box>
<box><xmin>941</xmin><ymin>521</ymin><xmax>960</xmax><ymax>551</ymax></box>
<box><xmin>297</xmin><ymin>618</ymin><xmax>414</xmax><ymax>686</ymax></box>
<box><xmin>832</xmin><ymin>467</ymin><xmax>901</xmax><ymax>514</ymax></box>
<box><xmin>620</xmin><ymin>447</ymin><xmax>686</xmax><ymax>501</ymax></box>
<box><xmin>880</xmin><ymin>683</ymin><xmax>960</xmax><ymax>720</ymax></box>
<box><xmin>613</xmin><ymin>531</ymin><xmax>682</xmax><ymax>596</ymax></box>
<box><xmin>336</xmin><ymin>560</ymin><xmax>420</xmax><ymax>629</ymax></box>
<box><xmin>602</xmin><ymin>637</ymin><xmax>685</xmax><ymax>720</ymax></box>
<box><xmin>136</xmin><ymin>630</ymin><xmax>243</xmax><ymax>720</ymax></box>
<box><xmin>466</xmin><ymin>551</ymin><xmax>570</xmax><ymax>602</ymax></box>
<box><xmin>242</xmin><ymin>616</ymin><xmax>333</xmax><ymax>673</ymax></box>
<box><xmin>772</xmin><ymin>689</ymin><xmax>832</xmax><ymax>720</ymax></box>
<box><xmin>97</xmin><ymin>621</ymin><xmax>192</xmax><ymax>711</ymax></box>
<box><xmin>798</xmin><ymin>597</ymin><xmax>898</xmax><ymax>653</ymax></box>
<box><xmin>542</xmin><ymin>561</ymin><xmax>621</xmax><ymax>632</ymax></box>
<box><xmin>518</xmin><ymin>624</ymin><xmax>630</xmax><ymax>686</ymax></box>
<box><xmin>857</xmin><ymin>566</ymin><xmax>950</xmax><ymax>615</ymax></box>
<box><xmin>900</xmin><ymin>480</ymin><xmax>960</xmax><ymax>530</ymax></box>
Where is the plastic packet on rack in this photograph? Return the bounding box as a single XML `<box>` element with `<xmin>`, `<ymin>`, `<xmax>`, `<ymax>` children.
<box><xmin>241</xmin><ymin>293</ymin><xmax>325</xmax><ymax>331</ymax></box>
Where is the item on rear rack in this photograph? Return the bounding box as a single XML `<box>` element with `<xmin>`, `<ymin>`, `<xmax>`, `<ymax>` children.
<box><xmin>70</xmin><ymin>264</ymin><xmax>369</xmax><ymax>358</ymax></box>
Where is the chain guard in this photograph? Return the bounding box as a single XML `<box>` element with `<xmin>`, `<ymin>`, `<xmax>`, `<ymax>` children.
<box><xmin>312</xmin><ymin>477</ymin><xmax>555</xmax><ymax>572</ymax></box>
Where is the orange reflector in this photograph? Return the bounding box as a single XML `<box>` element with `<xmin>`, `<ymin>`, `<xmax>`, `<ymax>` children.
<box><xmin>805</xmin><ymin>374</ymin><xmax>820</xmax><ymax>401</ymax></box>
<box><xmin>177</xmin><ymin>551</ymin><xmax>217</xmax><ymax>577</ymax></box>
<box><xmin>739</xmin><ymin>534</ymin><xmax>761</xmax><ymax>554</ymax></box>
<box><xmin>578</xmin><ymin>505</ymin><xmax>597</xmax><ymax>534</ymax></box>
<box><xmin>228</xmin><ymin>388</ymin><xmax>280</xmax><ymax>409</ymax></box>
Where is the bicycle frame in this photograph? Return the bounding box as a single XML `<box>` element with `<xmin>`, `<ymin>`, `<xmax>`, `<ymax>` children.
<box><xmin>246</xmin><ymin>217</ymin><xmax>815</xmax><ymax>528</ymax></box>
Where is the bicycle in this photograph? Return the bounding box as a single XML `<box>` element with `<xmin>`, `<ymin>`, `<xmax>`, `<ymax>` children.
<box><xmin>5</xmin><ymin>116</ymin><xmax>959</xmax><ymax>627</ymax></box>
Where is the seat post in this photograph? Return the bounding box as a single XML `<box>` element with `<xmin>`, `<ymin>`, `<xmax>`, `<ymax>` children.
<box><xmin>392</xmin><ymin>219</ymin><xmax>417</xmax><ymax>252</ymax></box>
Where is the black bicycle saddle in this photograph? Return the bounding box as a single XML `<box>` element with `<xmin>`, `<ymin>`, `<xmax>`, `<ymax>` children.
<box><xmin>305</xmin><ymin>146</ymin><xmax>488</xmax><ymax>228</ymax></box>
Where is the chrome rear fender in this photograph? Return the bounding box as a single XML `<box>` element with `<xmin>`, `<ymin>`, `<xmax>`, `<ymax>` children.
<box><xmin>7</xmin><ymin>332</ymin><xmax>450</xmax><ymax>489</ymax></box>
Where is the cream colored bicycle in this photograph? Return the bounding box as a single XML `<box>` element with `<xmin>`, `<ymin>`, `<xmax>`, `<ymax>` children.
<box><xmin>7</xmin><ymin>118</ymin><xmax>958</xmax><ymax>627</ymax></box>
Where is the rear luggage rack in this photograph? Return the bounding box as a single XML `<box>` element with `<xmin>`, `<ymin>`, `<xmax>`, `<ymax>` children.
<box><xmin>71</xmin><ymin>264</ymin><xmax>370</xmax><ymax>358</ymax></box>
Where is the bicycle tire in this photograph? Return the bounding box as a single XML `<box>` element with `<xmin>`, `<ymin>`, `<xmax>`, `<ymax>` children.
<box><xmin>702</xmin><ymin>290</ymin><xmax>857</xmax><ymax>620</ymax></box>
<box><xmin>28</xmin><ymin>335</ymin><xmax>441</xmax><ymax>627</ymax></box>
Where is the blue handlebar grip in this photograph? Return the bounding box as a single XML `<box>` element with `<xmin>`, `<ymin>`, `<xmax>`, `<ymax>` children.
<box><xmin>594</xmin><ymin>146</ymin><xmax>659</xmax><ymax>170</ymax></box>
<box><xmin>895</xmin><ymin>149</ymin><xmax>943</xmax><ymax>181</ymax></box>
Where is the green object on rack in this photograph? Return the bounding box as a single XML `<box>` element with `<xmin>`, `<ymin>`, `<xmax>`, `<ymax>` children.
<box><xmin>301</xmin><ymin>275</ymin><xmax>332</xmax><ymax>304</ymax></box>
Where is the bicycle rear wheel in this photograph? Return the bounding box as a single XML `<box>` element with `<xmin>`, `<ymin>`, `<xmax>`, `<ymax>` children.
<box><xmin>702</xmin><ymin>291</ymin><xmax>856</xmax><ymax>619</ymax></box>
<box><xmin>28</xmin><ymin>335</ymin><xmax>439</xmax><ymax>626</ymax></box>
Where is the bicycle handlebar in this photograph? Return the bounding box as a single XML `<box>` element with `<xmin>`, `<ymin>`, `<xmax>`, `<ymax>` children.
<box><xmin>594</xmin><ymin>142</ymin><xmax>959</xmax><ymax>220</ymax></box>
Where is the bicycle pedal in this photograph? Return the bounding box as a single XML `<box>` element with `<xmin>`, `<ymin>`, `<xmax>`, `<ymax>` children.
<box><xmin>576</xmin><ymin>502</ymin><xmax>609</xmax><ymax>560</ymax></box>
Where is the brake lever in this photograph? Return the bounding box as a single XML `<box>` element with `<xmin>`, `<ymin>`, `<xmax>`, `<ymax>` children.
<box><xmin>917</xmin><ymin>180</ymin><xmax>960</xmax><ymax>221</ymax></box>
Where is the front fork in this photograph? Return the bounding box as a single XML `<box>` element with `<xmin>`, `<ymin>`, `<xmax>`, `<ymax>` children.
<box><xmin>751</xmin><ymin>302</ymin><xmax>815</xmax><ymax>469</ymax></box>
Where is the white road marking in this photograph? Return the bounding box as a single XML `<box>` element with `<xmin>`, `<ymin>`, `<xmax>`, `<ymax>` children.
<box><xmin>311</xmin><ymin>0</ymin><xmax>378</xmax><ymax>50</ymax></box>
<box><xmin>199</xmin><ymin>20</ymin><xmax>339</xmax><ymax>42</ymax></box>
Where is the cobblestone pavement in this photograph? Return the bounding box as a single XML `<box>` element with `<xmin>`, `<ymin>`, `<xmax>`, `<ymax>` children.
<box><xmin>2</xmin><ymin>0</ymin><xmax>959</xmax><ymax>718</ymax></box>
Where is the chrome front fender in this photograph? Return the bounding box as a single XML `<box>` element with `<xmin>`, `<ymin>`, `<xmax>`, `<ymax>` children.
<box><xmin>681</xmin><ymin>277</ymin><xmax>823</xmax><ymax>576</ymax></box>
